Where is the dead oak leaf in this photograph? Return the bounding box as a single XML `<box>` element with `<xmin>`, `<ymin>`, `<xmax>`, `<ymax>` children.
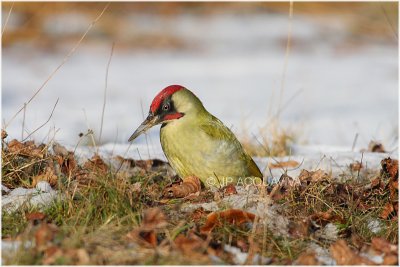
<box><xmin>380</xmin><ymin>202</ymin><xmax>396</xmax><ymax>220</ymax></box>
<box><xmin>299</xmin><ymin>169</ymin><xmax>329</xmax><ymax>183</ymax></box>
<box><xmin>141</xmin><ymin>207</ymin><xmax>168</xmax><ymax>231</ymax></box>
<box><xmin>162</xmin><ymin>176</ymin><xmax>201</xmax><ymax>198</ymax></box>
<box><xmin>349</xmin><ymin>161</ymin><xmax>362</xmax><ymax>172</ymax></box>
<box><xmin>269</xmin><ymin>160</ymin><xmax>300</xmax><ymax>169</ymax></box>
<box><xmin>1</xmin><ymin>129</ymin><xmax>8</xmax><ymax>139</ymax></box>
<box><xmin>371</xmin><ymin>237</ymin><xmax>398</xmax><ymax>255</ymax></box>
<box><xmin>8</xmin><ymin>139</ymin><xmax>44</xmax><ymax>158</ymax></box>
<box><xmin>32</xmin><ymin>167</ymin><xmax>58</xmax><ymax>187</ymax></box>
<box><xmin>222</xmin><ymin>184</ymin><xmax>237</xmax><ymax>196</ymax></box>
<box><xmin>26</xmin><ymin>212</ymin><xmax>46</xmax><ymax>224</ymax></box>
<box><xmin>191</xmin><ymin>207</ymin><xmax>207</xmax><ymax>222</ymax></box>
<box><xmin>200</xmin><ymin>209</ymin><xmax>255</xmax><ymax>233</ymax></box>
<box><xmin>310</xmin><ymin>209</ymin><xmax>345</xmax><ymax>226</ymax></box>
<box><xmin>383</xmin><ymin>253</ymin><xmax>398</xmax><ymax>265</ymax></box>
<box><xmin>126</xmin><ymin>207</ymin><xmax>168</xmax><ymax>247</ymax></box>
<box><xmin>330</xmin><ymin>239</ymin><xmax>375</xmax><ymax>265</ymax></box>
<box><xmin>381</xmin><ymin>157</ymin><xmax>398</xmax><ymax>181</ymax></box>
<box><xmin>368</xmin><ymin>141</ymin><xmax>386</xmax><ymax>153</ymax></box>
<box><xmin>294</xmin><ymin>251</ymin><xmax>320</xmax><ymax>265</ymax></box>
<box><xmin>35</xmin><ymin>223</ymin><xmax>58</xmax><ymax>252</ymax></box>
<box><xmin>83</xmin><ymin>154</ymin><xmax>108</xmax><ymax>173</ymax></box>
<box><xmin>174</xmin><ymin>232</ymin><xmax>205</xmax><ymax>255</ymax></box>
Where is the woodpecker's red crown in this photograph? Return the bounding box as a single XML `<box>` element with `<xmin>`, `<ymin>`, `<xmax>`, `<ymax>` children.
<box><xmin>150</xmin><ymin>85</ymin><xmax>184</xmax><ymax>113</ymax></box>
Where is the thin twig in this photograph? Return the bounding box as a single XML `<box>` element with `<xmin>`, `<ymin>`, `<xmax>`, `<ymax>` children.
<box><xmin>5</xmin><ymin>3</ymin><xmax>110</xmax><ymax>129</ymax></box>
<box><xmin>1</xmin><ymin>2</ymin><xmax>14</xmax><ymax>36</ymax></box>
<box><xmin>351</xmin><ymin>133</ymin><xmax>359</xmax><ymax>152</ymax></box>
<box><xmin>22</xmin><ymin>98</ymin><xmax>59</xmax><ymax>142</ymax></box>
<box><xmin>380</xmin><ymin>2</ymin><xmax>398</xmax><ymax>41</ymax></box>
<box><xmin>276</xmin><ymin>88</ymin><xmax>303</xmax><ymax>116</ymax></box>
<box><xmin>140</xmin><ymin>100</ymin><xmax>151</xmax><ymax>158</ymax></box>
<box><xmin>277</xmin><ymin>1</ymin><xmax>294</xmax><ymax>119</ymax></box>
<box><xmin>82</xmin><ymin>109</ymin><xmax>98</xmax><ymax>152</ymax></box>
<box><xmin>21</xmin><ymin>103</ymin><xmax>27</xmax><ymax>140</ymax></box>
<box><xmin>356</xmin><ymin>152</ymin><xmax>364</xmax><ymax>181</ymax></box>
<box><xmin>99</xmin><ymin>42</ymin><xmax>115</xmax><ymax>144</ymax></box>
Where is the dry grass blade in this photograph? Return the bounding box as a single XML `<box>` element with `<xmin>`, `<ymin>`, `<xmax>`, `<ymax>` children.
<box><xmin>99</xmin><ymin>42</ymin><xmax>115</xmax><ymax>144</ymax></box>
<box><xmin>5</xmin><ymin>3</ymin><xmax>110</xmax><ymax>129</ymax></box>
<box><xmin>1</xmin><ymin>2</ymin><xmax>14</xmax><ymax>36</ymax></box>
<box><xmin>22</xmin><ymin>98</ymin><xmax>59</xmax><ymax>142</ymax></box>
<box><xmin>277</xmin><ymin>1</ymin><xmax>294</xmax><ymax>119</ymax></box>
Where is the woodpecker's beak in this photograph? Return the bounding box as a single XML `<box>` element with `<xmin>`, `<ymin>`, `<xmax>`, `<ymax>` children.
<box><xmin>128</xmin><ymin>113</ymin><xmax>160</xmax><ymax>142</ymax></box>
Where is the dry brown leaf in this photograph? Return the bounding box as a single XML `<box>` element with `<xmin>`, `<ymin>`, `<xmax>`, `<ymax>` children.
<box><xmin>1</xmin><ymin>129</ymin><xmax>8</xmax><ymax>139</ymax></box>
<box><xmin>126</xmin><ymin>229</ymin><xmax>157</xmax><ymax>247</ymax></box>
<box><xmin>310</xmin><ymin>209</ymin><xmax>344</xmax><ymax>226</ymax></box>
<box><xmin>269</xmin><ymin>160</ymin><xmax>300</xmax><ymax>169</ymax></box>
<box><xmin>191</xmin><ymin>207</ymin><xmax>207</xmax><ymax>222</ymax></box>
<box><xmin>370</xmin><ymin>177</ymin><xmax>383</xmax><ymax>189</ymax></box>
<box><xmin>26</xmin><ymin>212</ymin><xmax>46</xmax><ymax>222</ymax></box>
<box><xmin>83</xmin><ymin>154</ymin><xmax>108</xmax><ymax>173</ymax></box>
<box><xmin>200</xmin><ymin>209</ymin><xmax>255</xmax><ymax>233</ymax></box>
<box><xmin>294</xmin><ymin>251</ymin><xmax>320</xmax><ymax>265</ymax></box>
<box><xmin>135</xmin><ymin>159</ymin><xmax>153</xmax><ymax>171</ymax></box>
<box><xmin>383</xmin><ymin>253</ymin><xmax>398</xmax><ymax>265</ymax></box>
<box><xmin>43</xmin><ymin>246</ymin><xmax>63</xmax><ymax>265</ymax></box>
<box><xmin>288</xmin><ymin>218</ymin><xmax>310</xmax><ymax>238</ymax></box>
<box><xmin>52</xmin><ymin>143</ymin><xmax>69</xmax><ymax>157</ymax></box>
<box><xmin>371</xmin><ymin>237</ymin><xmax>398</xmax><ymax>255</ymax></box>
<box><xmin>174</xmin><ymin>232</ymin><xmax>205</xmax><ymax>255</ymax></box>
<box><xmin>349</xmin><ymin>161</ymin><xmax>362</xmax><ymax>171</ymax></box>
<box><xmin>8</xmin><ymin>139</ymin><xmax>25</xmax><ymax>153</ymax></box>
<box><xmin>8</xmin><ymin>139</ymin><xmax>44</xmax><ymax>158</ymax></box>
<box><xmin>330</xmin><ymin>239</ymin><xmax>375</xmax><ymax>265</ymax></box>
<box><xmin>53</xmin><ymin>143</ymin><xmax>77</xmax><ymax>175</ymax></box>
<box><xmin>381</xmin><ymin>158</ymin><xmax>399</xmax><ymax>205</ymax></box>
<box><xmin>222</xmin><ymin>184</ymin><xmax>237</xmax><ymax>196</ymax></box>
<box><xmin>43</xmin><ymin>247</ymin><xmax>90</xmax><ymax>265</ymax></box>
<box><xmin>350</xmin><ymin>233</ymin><xmax>364</xmax><ymax>250</ymax></box>
<box><xmin>163</xmin><ymin>176</ymin><xmax>201</xmax><ymax>198</ymax></box>
<box><xmin>32</xmin><ymin>167</ymin><xmax>58</xmax><ymax>187</ymax></box>
<box><xmin>114</xmin><ymin>155</ymin><xmax>135</xmax><ymax>168</ymax></box>
<box><xmin>141</xmin><ymin>207</ymin><xmax>168</xmax><ymax>231</ymax></box>
<box><xmin>35</xmin><ymin>223</ymin><xmax>58</xmax><ymax>251</ymax></box>
<box><xmin>299</xmin><ymin>169</ymin><xmax>329</xmax><ymax>183</ymax></box>
<box><xmin>368</xmin><ymin>141</ymin><xmax>386</xmax><ymax>153</ymax></box>
<box><xmin>380</xmin><ymin>202</ymin><xmax>395</xmax><ymax>220</ymax></box>
<box><xmin>381</xmin><ymin>157</ymin><xmax>399</xmax><ymax>180</ymax></box>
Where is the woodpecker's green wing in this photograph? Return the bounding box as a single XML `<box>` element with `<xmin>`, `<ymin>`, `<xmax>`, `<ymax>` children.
<box><xmin>199</xmin><ymin>115</ymin><xmax>263</xmax><ymax>178</ymax></box>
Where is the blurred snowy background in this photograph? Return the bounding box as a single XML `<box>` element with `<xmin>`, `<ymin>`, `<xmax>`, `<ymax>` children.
<box><xmin>2</xmin><ymin>2</ymin><xmax>398</xmax><ymax>159</ymax></box>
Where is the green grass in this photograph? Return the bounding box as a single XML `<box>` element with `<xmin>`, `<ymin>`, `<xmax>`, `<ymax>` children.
<box><xmin>1</xmin><ymin>137</ymin><xmax>398</xmax><ymax>265</ymax></box>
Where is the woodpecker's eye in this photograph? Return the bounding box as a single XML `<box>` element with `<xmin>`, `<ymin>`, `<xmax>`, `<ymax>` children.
<box><xmin>162</xmin><ymin>104</ymin><xmax>170</xmax><ymax>111</ymax></box>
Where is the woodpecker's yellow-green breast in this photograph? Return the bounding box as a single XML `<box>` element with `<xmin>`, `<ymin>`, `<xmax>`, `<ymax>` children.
<box><xmin>128</xmin><ymin>85</ymin><xmax>262</xmax><ymax>187</ymax></box>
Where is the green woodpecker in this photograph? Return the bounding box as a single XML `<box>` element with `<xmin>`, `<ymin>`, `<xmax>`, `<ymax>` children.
<box><xmin>128</xmin><ymin>85</ymin><xmax>262</xmax><ymax>190</ymax></box>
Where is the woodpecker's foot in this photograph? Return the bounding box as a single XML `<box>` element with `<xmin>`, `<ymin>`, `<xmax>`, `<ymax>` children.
<box><xmin>162</xmin><ymin>176</ymin><xmax>201</xmax><ymax>198</ymax></box>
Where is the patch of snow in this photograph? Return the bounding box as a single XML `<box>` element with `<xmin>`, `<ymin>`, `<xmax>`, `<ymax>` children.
<box><xmin>224</xmin><ymin>244</ymin><xmax>271</xmax><ymax>265</ymax></box>
<box><xmin>308</xmin><ymin>242</ymin><xmax>336</xmax><ymax>265</ymax></box>
<box><xmin>2</xmin><ymin>182</ymin><xmax>60</xmax><ymax>213</ymax></box>
<box><xmin>315</xmin><ymin>223</ymin><xmax>338</xmax><ymax>242</ymax></box>
<box><xmin>2</xmin><ymin>13</ymin><xmax>397</xmax><ymax>152</ymax></box>
<box><xmin>367</xmin><ymin>219</ymin><xmax>382</xmax><ymax>234</ymax></box>
<box><xmin>1</xmin><ymin>240</ymin><xmax>33</xmax><ymax>254</ymax></box>
<box><xmin>360</xmin><ymin>252</ymin><xmax>384</xmax><ymax>264</ymax></box>
<box><xmin>181</xmin><ymin>186</ymin><xmax>290</xmax><ymax>237</ymax></box>
<box><xmin>36</xmin><ymin>181</ymin><xmax>53</xmax><ymax>193</ymax></box>
<box><xmin>255</xmin><ymin>150</ymin><xmax>395</xmax><ymax>183</ymax></box>
<box><xmin>2</xmin><ymin>184</ymin><xmax>11</xmax><ymax>194</ymax></box>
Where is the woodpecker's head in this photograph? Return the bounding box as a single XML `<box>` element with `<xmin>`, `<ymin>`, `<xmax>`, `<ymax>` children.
<box><xmin>128</xmin><ymin>85</ymin><xmax>204</xmax><ymax>142</ymax></box>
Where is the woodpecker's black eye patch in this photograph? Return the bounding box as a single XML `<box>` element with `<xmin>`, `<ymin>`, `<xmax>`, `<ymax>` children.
<box><xmin>155</xmin><ymin>97</ymin><xmax>175</xmax><ymax>116</ymax></box>
<box><xmin>163</xmin><ymin>103</ymin><xmax>170</xmax><ymax>111</ymax></box>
